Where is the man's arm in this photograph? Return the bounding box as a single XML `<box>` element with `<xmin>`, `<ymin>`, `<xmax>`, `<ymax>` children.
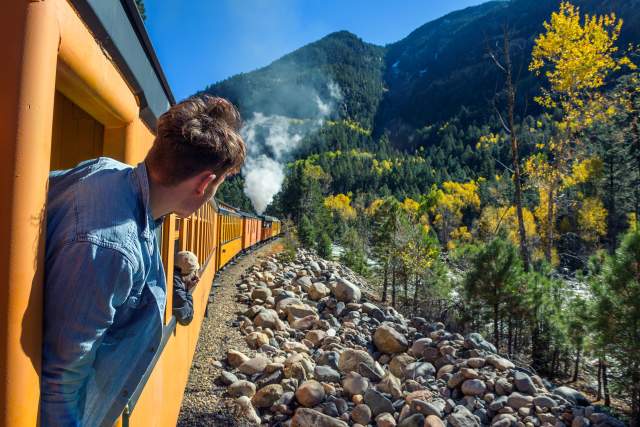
<box><xmin>41</xmin><ymin>241</ymin><xmax>135</xmax><ymax>426</ymax></box>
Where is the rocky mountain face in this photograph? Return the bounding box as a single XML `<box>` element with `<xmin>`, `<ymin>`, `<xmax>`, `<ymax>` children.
<box><xmin>216</xmin><ymin>249</ymin><xmax>622</xmax><ymax>427</ymax></box>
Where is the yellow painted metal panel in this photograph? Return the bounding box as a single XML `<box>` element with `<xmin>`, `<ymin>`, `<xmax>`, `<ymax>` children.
<box><xmin>219</xmin><ymin>238</ymin><xmax>242</xmax><ymax>268</ymax></box>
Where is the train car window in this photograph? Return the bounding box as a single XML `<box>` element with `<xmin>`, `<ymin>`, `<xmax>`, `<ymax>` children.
<box><xmin>51</xmin><ymin>91</ymin><xmax>105</xmax><ymax>171</ymax></box>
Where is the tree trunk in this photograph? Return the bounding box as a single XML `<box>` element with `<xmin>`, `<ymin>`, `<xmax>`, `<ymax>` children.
<box><xmin>597</xmin><ymin>359</ymin><xmax>603</xmax><ymax>401</ymax></box>
<box><xmin>412</xmin><ymin>277</ymin><xmax>419</xmax><ymax>316</ymax></box>
<box><xmin>382</xmin><ymin>261</ymin><xmax>388</xmax><ymax>303</ymax></box>
<box><xmin>546</xmin><ymin>187</ymin><xmax>555</xmax><ymax>264</ymax></box>
<box><xmin>631</xmin><ymin>97</ymin><xmax>640</xmax><ymax>232</ymax></box>
<box><xmin>508</xmin><ymin>317</ymin><xmax>513</xmax><ymax>358</ymax></box>
<box><xmin>572</xmin><ymin>347</ymin><xmax>581</xmax><ymax>382</ymax></box>
<box><xmin>531</xmin><ymin>323</ymin><xmax>542</xmax><ymax>371</ymax></box>
<box><xmin>503</xmin><ymin>29</ymin><xmax>531</xmax><ymax>271</ymax></box>
<box><xmin>391</xmin><ymin>264</ymin><xmax>397</xmax><ymax>308</ymax></box>
<box><xmin>603</xmin><ymin>359</ymin><xmax>611</xmax><ymax>406</ymax></box>
<box><xmin>631</xmin><ymin>376</ymin><xmax>640</xmax><ymax>427</ymax></box>
<box><xmin>606</xmin><ymin>159</ymin><xmax>617</xmax><ymax>254</ymax></box>
<box><xmin>493</xmin><ymin>301</ymin><xmax>500</xmax><ymax>350</ymax></box>
<box><xmin>552</xmin><ymin>348</ymin><xmax>560</xmax><ymax>377</ymax></box>
<box><xmin>403</xmin><ymin>272</ymin><xmax>408</xmax><ymax>304</ymax></box>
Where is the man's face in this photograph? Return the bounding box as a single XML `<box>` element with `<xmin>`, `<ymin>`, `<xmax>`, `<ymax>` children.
<box><xmin>174</xmin><ymin>172</ymin><xmax>227</xmax><ymax>217</ymax></box>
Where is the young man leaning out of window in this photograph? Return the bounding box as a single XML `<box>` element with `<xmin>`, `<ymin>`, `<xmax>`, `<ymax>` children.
<box><xmin>42</xmin><ymin>96</ymin><xmax>246</xmax><ymax>426</ymax></box>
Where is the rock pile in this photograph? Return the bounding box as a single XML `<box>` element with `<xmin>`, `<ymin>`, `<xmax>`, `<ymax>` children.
<box><xmin>216</xmin><ymin>249</ymin><xmax>621</xmax><ymax>427</ymax></box>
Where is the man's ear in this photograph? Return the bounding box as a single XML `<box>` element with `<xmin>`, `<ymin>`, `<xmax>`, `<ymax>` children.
<box><xmin>195</xmin><ymin>171</ymin><xmax>216</xmax><ymax>195</ymax></box>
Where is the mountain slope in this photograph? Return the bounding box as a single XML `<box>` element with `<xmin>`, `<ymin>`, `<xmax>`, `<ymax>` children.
<box><xmin>202</xmin><ymin>31</ymin><xmax>386</xmax><ymax>128</ymax></box>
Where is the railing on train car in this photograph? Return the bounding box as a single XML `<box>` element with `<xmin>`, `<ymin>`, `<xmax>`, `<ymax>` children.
<box><xmin>220</xmin><ymin>211</ymin><xmax>242</xmax><ymax>244</ymax></box>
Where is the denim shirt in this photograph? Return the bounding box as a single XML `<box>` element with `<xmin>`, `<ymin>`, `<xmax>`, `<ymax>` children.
<box><xmin>42</xmin><ymin>158</ymin><xmax>166</xmax><ymax>427</ymax></box>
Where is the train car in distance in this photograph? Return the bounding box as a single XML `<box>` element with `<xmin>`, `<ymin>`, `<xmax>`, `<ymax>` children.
<box><xmin>260</xmin><ymin>215</ymin><xmax>281</xmax><ymax>241</ymax></box>
<box><xmin>0</xmin><ymin>1</ymin><xmax>281</xmax><ymax>426</ymax></box>
<box><xmin>241</xmin><ymin>211</ymin><xmax>262</xmax><ymax>250</ymax></box>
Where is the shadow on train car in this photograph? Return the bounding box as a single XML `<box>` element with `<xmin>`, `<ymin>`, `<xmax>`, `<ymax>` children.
<box><xmin>1</xmin><ymin>1</ymin><xmax>281</xmax><ymax>426</ymax></box>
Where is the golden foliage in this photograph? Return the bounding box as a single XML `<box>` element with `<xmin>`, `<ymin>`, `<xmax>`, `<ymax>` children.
<box><xmin>577</xmin><ymin>197</ymin><xmax>607</xmax><ymax>242</ymax></box>
<box><xmin>366</xmin><ymin>198</ymin><xmax>385</xmax><ymax>217</ymax></box>
<box><xmin>324</xmin><ymin>193</ymin><xmax>356</xmax><ymax>220</ymax></box>
<box><xmin>476</xmin><ymin>205</ymin><xmax>538</xmax><ymax>245</ymax></box>
<box><xmin>530</xmin><ymin>2</ymin><xmax>635</xmax><ymax>132</ymax></box>
<box><xmin>400</xmin><ymin>198</ymin><xmax>421</xmax><ymax>215</ymax></box>
<box><xmin>476</xmin><ymin>133</ymin><xmax>501</xmax><ymax>150</ymax></box>
<box><xmin>430</xmin><ymin>181</ymin><xmax>480</xmax><ymax>244</ymax></box>
<box><xmin>448</xmin><ymin>226</ymin><xmax>473</xmax><ymax>250</ymax></box>
<box><xmin>563</xmin><ymin>157</ymin><xmax>604</xmax><ymax>187</ymax></box>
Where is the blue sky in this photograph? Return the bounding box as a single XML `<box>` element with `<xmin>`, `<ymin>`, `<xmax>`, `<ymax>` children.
<box><xmin>145</xmin><ymin>0</ymin><xmax>487</xmax><ymax>101</ymax></box>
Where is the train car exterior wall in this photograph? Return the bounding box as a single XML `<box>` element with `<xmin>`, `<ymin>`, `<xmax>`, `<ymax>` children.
<box><xmin>1</xmin><ymin>2</ymin><xmax>280</xmax><ymax>426</ymax></box>
<box><xmin>1</xmin><ymin>1</ymin><xmax>158</xmax><ymax>425</ymax></box>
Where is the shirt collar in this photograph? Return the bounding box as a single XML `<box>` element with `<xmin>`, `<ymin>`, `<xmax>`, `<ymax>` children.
<box><xmin>132</xmin><ymin>161</ymin><xmax>163</xmax><ymax>238</ymax></box>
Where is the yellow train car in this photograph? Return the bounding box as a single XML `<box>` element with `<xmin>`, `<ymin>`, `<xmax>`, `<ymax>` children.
<box><xmin>242</xmin><ymin>213</ymin><xmax>262</xmax><ymax>250</ymax></box>
<box><xmin>218</xmin><ymin>207</ymin><xmax>244</xmax><ymax>269</ymax></box>
<box><xmin>1</xmin><ymin>1</ymin><xmax>280</xmax><ymax>426</ymax></box>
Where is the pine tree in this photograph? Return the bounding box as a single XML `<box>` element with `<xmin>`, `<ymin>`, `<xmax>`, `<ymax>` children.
<box><xmin>591</xmin><ymin>231</ymin><xmax>640</xmax><ymax>425</ymax></box>
<box><xmin>298</xmin><ymin>214</ymin><xmax>316</xmax><ymax>249</ymax></box>
<box><xmin>463</xmin><ymin>237</ymin><xmax>524</xmax><ymax>348</ymax></box>
<box><xmin>318</xmin><ymin>232</ymin><xmax>333</xmax><ymax>259</ymax></box>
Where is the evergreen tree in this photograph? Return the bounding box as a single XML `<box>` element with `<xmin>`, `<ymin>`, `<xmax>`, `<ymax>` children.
<box><xmin>464</xmin><ymin>237</ymin><xmax>523</xmax><ymax>348</ymax></box>
<box><xmin>318</xmin><ymin>232</ymin><xmax>333</xmax><ymax>259</ymax></box>
<box><xmin>592</xmin><ymin>231</ymin><xmax>640</xmax><ymax>425</ymax></box>
<box><xmin>298</xmin><ymin>214</ymin><xmax>316</xmax><ymax>249</ymax></box>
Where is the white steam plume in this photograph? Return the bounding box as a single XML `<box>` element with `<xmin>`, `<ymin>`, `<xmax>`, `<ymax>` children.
<box><xmin>241</xmin><ymin>82</ymin><xmax>343</xmax><ymax>214</ymax></box>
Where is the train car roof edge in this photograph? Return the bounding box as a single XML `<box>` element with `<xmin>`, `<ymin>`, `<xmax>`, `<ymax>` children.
<box><xmin>69</xmin><ymin>0</ymin><xmax>176</xmax><ymax>130</ymax></box>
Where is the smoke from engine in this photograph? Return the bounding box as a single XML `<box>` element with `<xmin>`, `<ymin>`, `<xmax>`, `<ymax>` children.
<box><xmin>241</xmin><ymin>81</ymin><xmax>342</xmax><ymax>214</ymax></box>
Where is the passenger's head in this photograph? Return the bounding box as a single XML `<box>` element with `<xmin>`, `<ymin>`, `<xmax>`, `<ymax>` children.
<box><xmin>175</xmin><ymin>250</ymin><xmax>200</xmax><ymax>276</ymax></box>
<box><xmin>146</xmin><ymin>96</ymin><xmax>245</xmax><ymax>217</ymax></box>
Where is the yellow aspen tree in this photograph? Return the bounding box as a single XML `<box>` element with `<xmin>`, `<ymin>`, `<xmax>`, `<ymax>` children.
<box><xmin>430</xmin><ymin>181</ymin><xmax>480</xmax><ymax>247</ymax></box>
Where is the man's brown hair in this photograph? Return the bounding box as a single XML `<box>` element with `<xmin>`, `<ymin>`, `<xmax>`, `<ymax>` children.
<box><xmin>146</xmin><ymin>96</ymin><xmax>246</xmax><ymax>185</ymax></box>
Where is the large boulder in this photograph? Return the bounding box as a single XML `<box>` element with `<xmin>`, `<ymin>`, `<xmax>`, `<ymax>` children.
<box><xmin>553</xmin><ymin>386</ymin><xmax>590</xmax><ymax>406</ymax></box>
<box><xmin>513</xmin><ymin>371</ymin><xmax>536</xmax><ymax>395</ymax></box>
<box><xmin>364</xmin><ymin>388</ymin><xmax>394</xmax><ymax>416</ymax></box>
<box><xmin>332</xmin><ymin>277</ymin><xmax>361</xmax><ymax>302</ymax></box>
<box><xmin>338</xmin><ymin>348</ymin><xmax>376</xmax><ymax>374</ymax></box>
<box><xmin>295</xmin><ymin>380</ymin><xmax>325</xmax><ymax>407</ymax></box>
<box><xmin>342</xmin><ymin>371</ymin><xmax>369</xmax><ymax>396</ymax></box>
<box><xmin>464</xmin><ymin>333</ymin><xmax>497</xmax><ymax>353</ymax></box>
<box><xmin>447</xmin><ymin>405</ymin><xmax>480</xmax><ymax>427</ymax></box>
<box><xmin>373</xmin><ymin>323</ymin><xmax>409</xmax><ymax>354</ymax></box>
<box><xmin>308</xmin><ymin>282</ymin><xmax>331</xmax><ymax>300</ymax></box>
<box><xmin>252</xmin><ymin>384</ymin><xmax>284</xmax><ymax>408</ymax></box>
<box><xmin>253</xmin><ymin>309</ymin><xmax>283</xmax><ymax>330</ymax></box>
<box><xmin>461</xmin><ymin>379</ymin><xmax>487</xmax><ymax>396</ymax></box>
<box><xmin>291</xmin><ymin>408</ymin><xmax>348</xmax><ymax>427</ymax></box>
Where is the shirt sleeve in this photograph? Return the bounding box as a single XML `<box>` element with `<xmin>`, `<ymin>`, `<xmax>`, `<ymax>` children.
<box><xmin>41</xmin><ymin>241</ymin><xmax>135</xmax><ymax>427</ymax></box>
<box><xmin>172</xmin><ymin>274</ymin><xmax>194</xmax><ymax>326</ymax></box>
